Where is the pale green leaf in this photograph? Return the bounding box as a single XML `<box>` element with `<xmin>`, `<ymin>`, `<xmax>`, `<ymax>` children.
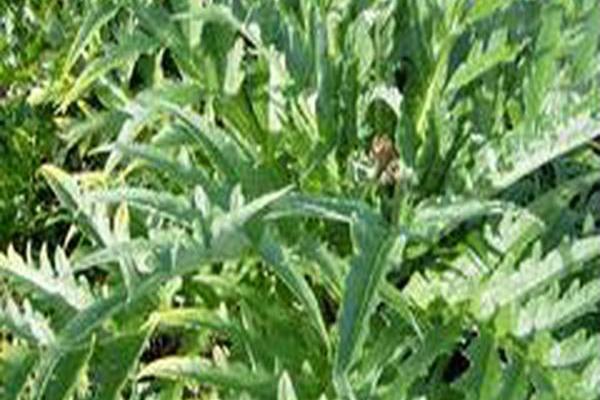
<box><xmin>0</xmin><ymin>297</ymin><xmax>55</xmax><ymax>346</ymax></box>
<box><xmin>474</xmin><ymin>236</ymin><xmax>600</xmax><ymax>320</ymax></box>
<box><xmin>138</xmin><ymin>356</ymin><xmax>275</xmax><ymax>396</ymax></box>
<box><xmin>224</xmin><ymin>38</ymin><xmax>246</xmax><ymax>95</ymax></box>
<box><xmin>0</xmin><ymin>245</ymin><xmax>92</xmax><ymax>311</ymax></box>
<box><xmin>278</xmin><ymin>371</ymin><xmax>298</xmax><ymax>400</ymax></box>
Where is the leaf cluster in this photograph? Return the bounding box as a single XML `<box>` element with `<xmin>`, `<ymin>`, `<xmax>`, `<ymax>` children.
<box><xmin>1</xmin><ymin>0</ymin><xmax>600</xmax><ymax>399</ymax></box>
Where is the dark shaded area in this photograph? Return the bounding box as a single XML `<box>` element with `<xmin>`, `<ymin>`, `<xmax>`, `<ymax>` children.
<box><xmin>140</xmin><ymin>331</ymin><xmax>183</xmax><ymax>363</ymax></box>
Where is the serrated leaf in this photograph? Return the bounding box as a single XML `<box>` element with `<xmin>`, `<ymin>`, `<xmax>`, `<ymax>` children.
<box><xmin>268</xmin><ymin>193</ymin><xmax>381</xmax><ymax>225</ymax></box>
<box><xmin>516</xmin><ymin>279</ymin><xmax>600</xmax><ymax>337</ymax></box>
<box><xmin>171</xmin><ymin>4</ymin><xmax>243</xmax><ymax>35</ymax></box>
<box><xmin>62</xmin><ymin>2</ymin><xmax>122</xmax><ymax>76</ymax></box>
<box><xmin>40</xmin><ymin>165</ymin><xmax>139</xmax><ymax>293</ymax></box>
<box><xmin>523</xmin><ymin>3</ymin><xmax>562</xmax><ymax>124</ymax></box>
<box><xmin>170</xmin><ymin>0</ymin><xmax>203</xmax><ymax>48</ymax></box>
<box><xmin>494</xmin><ymin>353</ymin><xmax>529</xmax><ymax>400</ymax></box>
<box><xmin>40</xmin><ymin>165</ymin><xmax>110</xmax><ymax>246</ymax></box>
<box><xmin>0</xmin><ymin>246</ymin><xmax>92</xmax><ymax>311</ymax></box>
<box><xmin>487</xmin><ymin>117</ymin><xmax>600</xmax><ymax>192</ymax></box>
<box><xmin>86</xmin><ymin>187</ymin><xmax>198</xmax><ymax>227</ymax></box>
<box><xmin>110</xmin><ymin>142</ymin><xmax>222</xmax><ymax>203</ymax></box>
<box><xmin>58</xmin><ymin>239</ymin><xmax>223</xmax><ymax>346</ymax></box>
<box><xmin>103</xmin><ymin>102</ymin><xmax>157</xmax><ymax>173</ymax></box>
<box><xmin>134</xmin><ymin>98</ymin><xmax>250</xmax><ymax>182</ymax></box>
<box><xmin>60</xmin><ymin>32</ymin><xmax>158</xmax><ymax>110</ymax></box>
<box><xmin>544</xmin><ymin>331</ymin><xmax>600</xmax><ymax>368</ymax></box>
<box><xmin>447</xmin><ymin>30</ymin><xmax>524</xmax><ymax>93</ymax></box>
<box><xmin>0</xmin><ymin>298</ymin><xmax>55</xmax><ymax>346</ymax></box>
<box><xmin>40</xmin><ymin>164</ymin><xmax>82</xmax><ymax>214</ymax></box>
<box><xmin>133</xmin><ymin>4</ymin><xmax>200</xmax><ymax>79</ymax></box>
<box><xmin>475</xmin><ymin>236</ymin><xmax>600</xmax><ymax>320</ymax></box>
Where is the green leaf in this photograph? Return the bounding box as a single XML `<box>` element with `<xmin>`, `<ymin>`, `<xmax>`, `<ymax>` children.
<box><xmin>412</xmin><ymin>198</ymin><xmax>507</xmax><ymax>242</ymax></box>
<box><xmin>169</xmin><ymin>0</ymin><xmax>203</xmax><ymax>48</ymax></box>
<box><xmin>109</xmin><ymin>142</ymin><xmax>222</xmax><ymax>202</ymax></box>
<box><xmin>134</xmin><ymin>98</ymin><xmax>250</xmax><ymax>182</ymax></box>
<box><xmin>171</xmin><ymin>4</ymin><xmax>242</xmax><ymax>31</ymax></box>
<box><xmin>494</xmin><ymin>353</ymin><xmax>529</xmax><ymax>400</ymax></box>
<box><xmin>210</xmin><ymin>186</ymin><xmax>293</xmax><ymax>257</ymax></box>
<box><xmin>302</xmin><ymin>239</ymin><xmax>424</xmax><ymax>340</ymax></box>
<box><xmin>58</xmin><ymin>236</ymin><xmax>228</xmax><ymax>346</ymax></box>
<box><xmin>34</xmin><ymin>340</ymin><xmax>94</xmax><ymax>400</ymax></box>
<box><xmin>90</xmin><ymin>325</ymin><xmax>155</xmax><ymax>400</ymax></box>
<box><xmin>334</xmin><ymin>219</ymin><xmax>406</xmax><ymax>396</ymax></box>
<box><xmin>153</xmin><ymin>308</ymin><xmax>234</xmax><ymax>333</ymax></box>
<box><xmin>138</xmin><ymin>357</ymin><xmax>276</xmax><ymax>396</ymax></box>
<box><xmin>496</xmin><ymin>171</ymin><xmax>600</xmax><ymax>268</ymax></box>
<box><xmin>62</xmin><ymin>2</ymin><xmax>122</xmax><ymax>76</ymax></box>
<box><xmin>60</xmin><ymin>110</ymin><xmax>127</xmax><ymax>151</ymax></box>
<box><xmin>72</xmin><ymin>239</ymin><xmax>150</xmax><ymax>273</ymax></box>
<box><xmin>579</xmin><ymin>358</ymin><xmax>600</xmax><ymax>397</ymax></box>
<box><xmin>60</xmin><ymin>32</ymin><xmax>158</xmax><ymax>110</ymax></box>
<box><xmin>466</xmin><ymin>0</ymin><xmax>518</xmax><ymax>25</ymax></box>
<box><xmin>133</xmin><ymin>4</ymin><xmax>202</xmax><ymax>80</ymax></box>
<box><xmin>380</xmin><ymin>321</ymin><xmax>462</xmax><ymax>399</ymax></box>
<box><xmin>103</xmin><ymin>102</ymin><xmax>158</xmax><ymax>173</ymax></box>
<box><xmin>39</xmin><ymin>165</ymin><xmax>82</xmax><ymax>215</ymax></box>
<box><xmin>40</xmin><ymin>165</ymin><xmax>109</xmax><ymax>245</ymax></box>
<box><xmin>414</xmin><ymin>25</ymin><xmax>458</xmax><ymax>140</ymax></box>
<box><xmin>269</xmin><ymin>194</ymin><xmax>381</xmax><ymax>225</ymax></box>
<box><xmin>447</xmin><ymin>30</ymin><xmax>525</xmax><ymax>93</ymax></box>
<box><xmin>486</xmin><ymin>117</ymin><xmax>600</xmax><ymax>192</ymax></box>
<box><xmin>0</xmin><ymin>346</ymin><xmax>37</xmax><ymax>400</ymax></box>
<box><xmin>523</xmin><ymin>3</ymin><xmax>562</xmax><ymax>125</ymax></box>
<box><xmin>454</xmin><ymin>329</ymin><xmax>503</xmax><ymax>400</ymax></box>
<box><xmin>255</xmin><ymin>229</ymin><xmax>329</xmax><ymax>351</ymax></box>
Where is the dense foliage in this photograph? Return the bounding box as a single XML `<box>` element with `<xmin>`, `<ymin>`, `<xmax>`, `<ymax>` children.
<box><xmin>0</xmin><ymin>0</ymin><xmax>88</xmax><ymax>246</ymax></box>
<box><xmin>1</xmin><ymin>0</ymin><xmax>600</xmax><ymax>399</ymax></box>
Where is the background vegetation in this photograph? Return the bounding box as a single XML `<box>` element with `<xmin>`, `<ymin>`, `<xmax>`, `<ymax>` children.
<box><xmin>1</xmin><ymin>0</ymin><xmax>600</xmax><ymax>399</ymax></box>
